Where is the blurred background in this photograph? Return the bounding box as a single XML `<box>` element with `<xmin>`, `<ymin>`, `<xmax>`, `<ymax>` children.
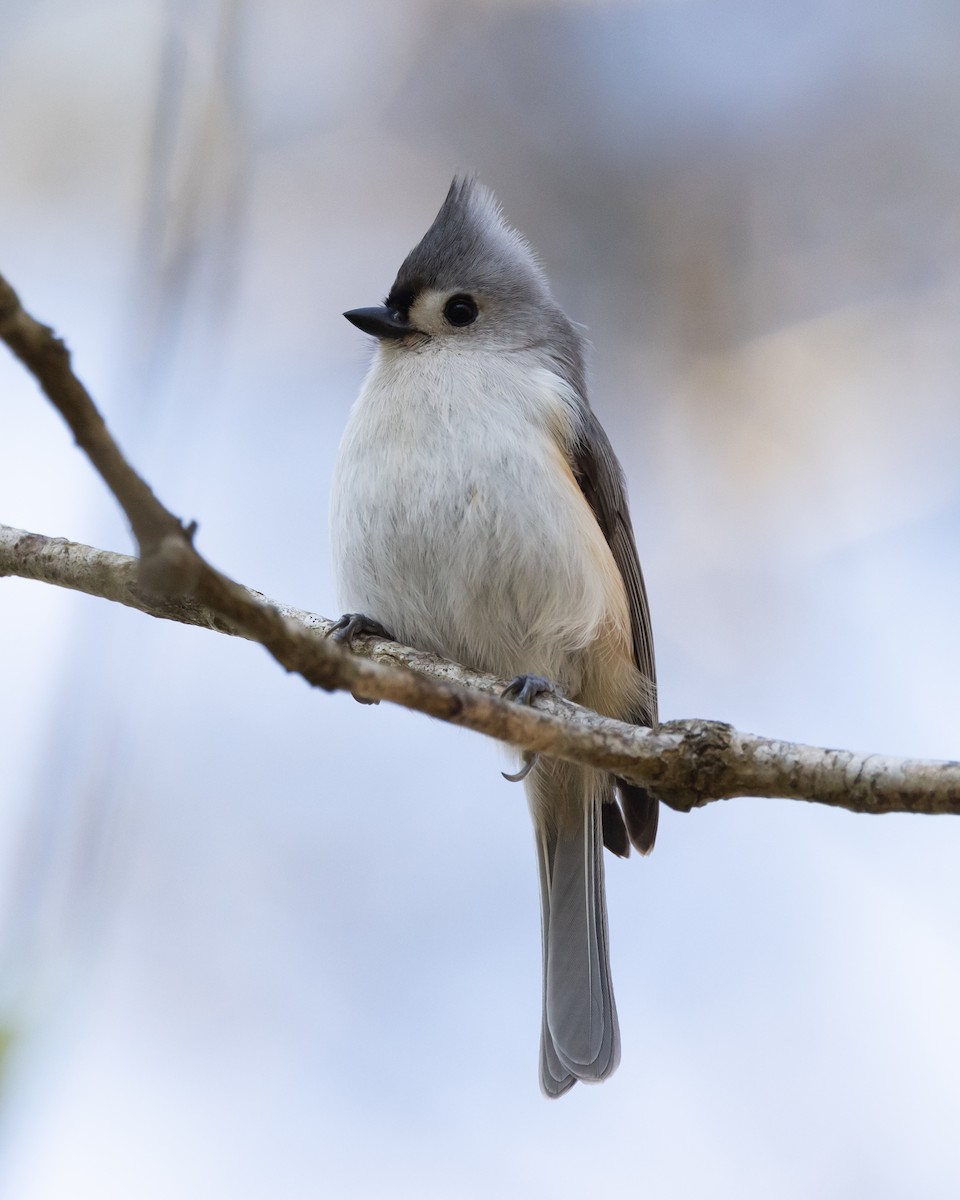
<box><xmin>2</xmin><ymin>1</ymin><xmax>959</xmax><ymax>1195</ymax></box>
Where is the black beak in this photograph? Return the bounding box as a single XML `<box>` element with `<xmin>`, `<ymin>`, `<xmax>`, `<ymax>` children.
<box><xmin>343</xmin><ymin>306</ymin><xmax>416</xmax><ymax>340</ymax></box>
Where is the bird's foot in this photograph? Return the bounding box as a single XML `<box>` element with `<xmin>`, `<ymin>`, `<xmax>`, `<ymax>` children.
<box><xmin>327</xmin><ymin>612</ymin><xmax>394</xmax><ymax>648</ymax></box>
<box><xmin>327</xmin><ymin>612</ymin><xmax>394</xmax><ymax>705</ymax></box>
<box><xmin>500</xmin><ymin>674</ymin><xmax>561</xmax><ymax>783</ymax></box>
<box><xmin>501</xmin><ymin>673</ymin><xmax>559</xmax><ymax>706</ymax></box>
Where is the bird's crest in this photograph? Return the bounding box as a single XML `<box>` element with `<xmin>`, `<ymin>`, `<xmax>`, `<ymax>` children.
<box><xmin>387</xmin><ymin>175</ymin><xmax>547</xmax><ymax>314</ymax></box>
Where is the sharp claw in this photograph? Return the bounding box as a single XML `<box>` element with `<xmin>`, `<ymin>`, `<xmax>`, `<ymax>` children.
<box><xmin>502</xmin><ymin>753</ymin><xmax>539</xmax><ymax>783</ymax></box>
<box><xmin>327</xmin><ymin>615</ymin><xmax>354</xmax><ymax>645</ymax></box>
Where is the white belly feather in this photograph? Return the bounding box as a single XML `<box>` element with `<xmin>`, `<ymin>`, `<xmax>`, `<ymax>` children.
<box><xmin>330</xmin><ymin>345</ymin><xmax>629</xmax><ymax>694</ymax></box>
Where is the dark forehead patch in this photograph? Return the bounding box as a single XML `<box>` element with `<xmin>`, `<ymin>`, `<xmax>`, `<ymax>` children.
<box><xmin>385</xmin><ymin>279</ymin><xmax>421</xmax><ymax>320</ymax></box>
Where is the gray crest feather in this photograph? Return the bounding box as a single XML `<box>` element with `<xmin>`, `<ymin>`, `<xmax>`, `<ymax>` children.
<box><xmin>388</xmin><ymin>175</ymin><xmax>548</xmax><ymax>307</ymax></box>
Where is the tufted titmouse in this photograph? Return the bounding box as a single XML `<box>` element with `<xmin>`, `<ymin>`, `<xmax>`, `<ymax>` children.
<box><xmin>330</xmin><ymin>177</ymin><xmax>657</xmax><ymax>1097</ymax></box>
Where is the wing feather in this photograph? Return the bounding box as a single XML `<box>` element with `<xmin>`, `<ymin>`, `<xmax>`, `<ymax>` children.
<box><xmin>569</xmin><ymin>406</ymin><xmax>660</xmax><ymax>854</ymax></box>
<box><xmin>569</xmin><ymin>408</ymin><xmax>657</xmax><ymax>728</ymax></box>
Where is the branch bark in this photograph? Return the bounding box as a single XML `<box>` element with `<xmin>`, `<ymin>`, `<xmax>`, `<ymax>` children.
<box><xmin>2</xmin><ymin>269</ymin><xmax>959</xmax><ymax>818</ymax></box>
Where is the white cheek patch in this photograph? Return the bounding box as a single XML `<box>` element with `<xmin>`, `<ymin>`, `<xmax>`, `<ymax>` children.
<box><xmin>409</xmin><ymin>288</ymin><xmax>459</xmax><ymax>335</ymax></box>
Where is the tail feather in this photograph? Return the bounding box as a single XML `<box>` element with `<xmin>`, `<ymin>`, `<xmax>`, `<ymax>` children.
<box><xmin>617</xmin><ymin>779</ymin><xmax>659</xmax><ymax>854</ymax></box>
<box><xmin>531</xmin><ymin>765</ymin><xmax>620</xmax><ymax>1097</ymax></box>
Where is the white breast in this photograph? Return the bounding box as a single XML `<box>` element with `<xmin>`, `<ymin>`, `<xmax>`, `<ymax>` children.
<box><xmin>330</xmin><ymin>344</ymin><xmax>629</xmax><ymax>692</ymax></box>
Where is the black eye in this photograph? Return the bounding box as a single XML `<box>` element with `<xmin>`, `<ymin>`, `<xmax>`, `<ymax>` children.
<box><xmin>443</xmin><ymin>294</ymin><xmax>478</xmax><ymax>327</ymax></box>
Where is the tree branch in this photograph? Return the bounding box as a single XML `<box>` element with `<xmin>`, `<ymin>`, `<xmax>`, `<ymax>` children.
<box><xmin>3</xmin><ymin>522</ymin><xmax>959</xmax><ymax>817</ymax></box>
<box><xmin>2</xmin><ymin>269</ymin><xmax>959</xmax><ymax>818</ymax></box>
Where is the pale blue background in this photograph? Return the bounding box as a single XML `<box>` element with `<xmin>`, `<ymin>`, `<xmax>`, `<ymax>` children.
<box><xmin>1</xmin><ymin>2</ymin><xmax>959</xmax><ymax>1196</ymax></box>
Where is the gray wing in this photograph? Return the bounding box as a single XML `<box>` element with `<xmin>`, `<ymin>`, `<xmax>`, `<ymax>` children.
<box><xmin>570</xmin><ymin>407</ymin><xmax>660</xmax><ymax>854</ymax></box>
<box><xmin>570</xmin><ymin>408</ymin><xmax>657</xmax><ymax>726</ymax></box>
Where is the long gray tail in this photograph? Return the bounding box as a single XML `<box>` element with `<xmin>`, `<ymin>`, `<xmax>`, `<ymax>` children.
<box><xmin>530</xmin><ymin>762</ymin><xmax>620</xmax><ymax>1097</ymax></box>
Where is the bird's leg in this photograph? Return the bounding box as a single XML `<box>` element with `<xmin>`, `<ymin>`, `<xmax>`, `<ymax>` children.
<box><xmin>500</xmin><ymin>674</ymin><xmax>561</xmax><ymax>783</ymax></box>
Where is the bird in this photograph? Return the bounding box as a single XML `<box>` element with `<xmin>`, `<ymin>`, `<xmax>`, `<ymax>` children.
<box><xmin>329</xmin><ymin>176</ymin><xmax>657</xmax><ymax>1097</ymax></box>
